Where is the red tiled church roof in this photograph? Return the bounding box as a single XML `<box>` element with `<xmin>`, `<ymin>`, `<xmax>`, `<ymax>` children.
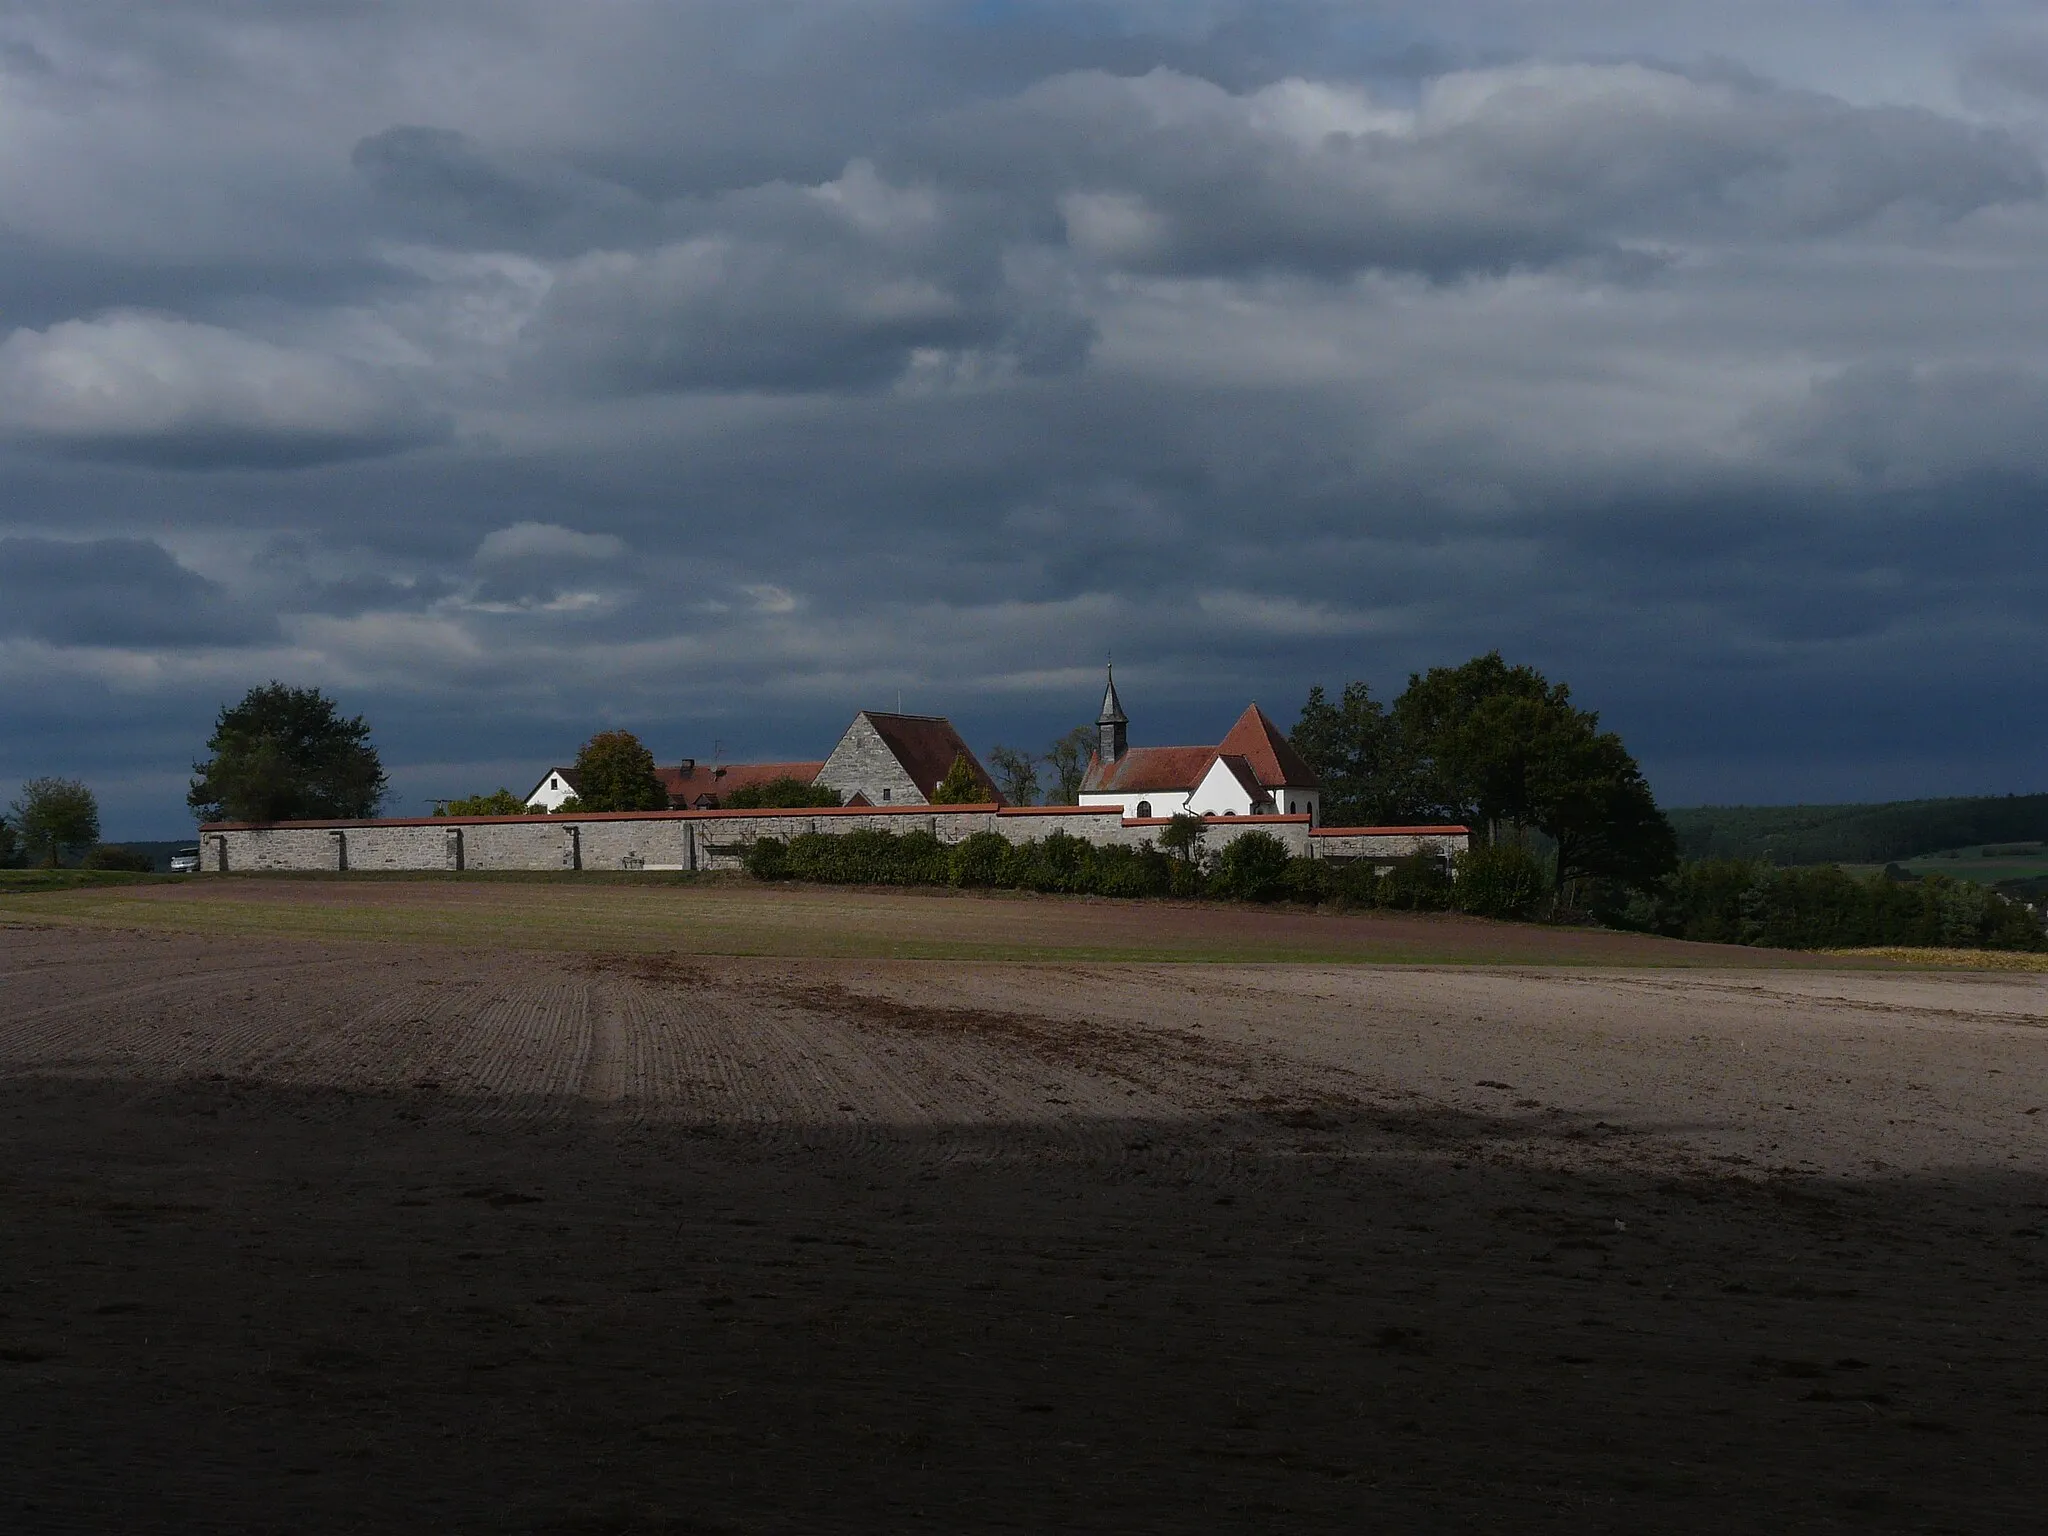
<box><xmin>1217</xmin><ymin>704</ymin><xmax>1320</xmax><ymax>789</ymax></box>
<box><xmin>1081</xmin><ymin>744</ymin><xmax>1221</xmax><ymax>794</ymax></box>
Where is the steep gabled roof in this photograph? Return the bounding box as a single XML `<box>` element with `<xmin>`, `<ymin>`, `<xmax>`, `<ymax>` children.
<box><xmin>1081</xmin><ymin>745</ymin><xmax>1220</xmax><ymax>795</ymax></box>
<box><xmin>524</xmin><ymin>766</ymin><xmax>582</xmax><ymax>801</ymax></box>
<box><xmin>1217</xmin><ymin>703</ymin><xmax>1320</xmax><ymax>789</ymax></box>
<box><xmin>861</xmin><ymin>713</ymin><xmax>1005</xmax><ymax>804</ymax></box>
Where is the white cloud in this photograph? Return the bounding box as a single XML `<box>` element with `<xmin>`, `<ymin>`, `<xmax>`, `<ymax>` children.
<box><xmin>0</xmin><ymin>311</ymin><xmax>442</xmax><ymax>466</ymax></box>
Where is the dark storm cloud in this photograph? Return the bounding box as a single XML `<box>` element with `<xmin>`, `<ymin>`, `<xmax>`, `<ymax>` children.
<box><xmin>518</xmin><ymin>164</ymin><xmax>1092</xmax><ymax>393</ymax></box>
<box><xmin>1766</xmin><ymin>363</ymin><xmax>2048</xmax><ymax>485</ymax></box>
<box><xmin>351</xmin><ymin>126</ymin><xmax>660</xmax><ymax>254</ymax></box>
<box><xmin>0</xmin><ymin>536</ymin><xmax>275</xmax><ymax>646</ymax></box>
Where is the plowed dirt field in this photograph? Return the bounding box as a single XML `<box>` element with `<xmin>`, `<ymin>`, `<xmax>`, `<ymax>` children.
<box><xmin>4</xmin><ymin>888</ymin><xmax>2047</xmax><ymax>1532</ymax></box>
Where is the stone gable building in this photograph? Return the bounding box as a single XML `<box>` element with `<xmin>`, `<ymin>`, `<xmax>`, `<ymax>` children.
<box><xmin>814</xmin><ymin>711</ymin><xmax>1002</xmax><ymax>807</ymax></box>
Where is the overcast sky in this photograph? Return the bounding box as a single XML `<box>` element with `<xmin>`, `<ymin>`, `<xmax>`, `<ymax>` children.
<box><xmin>5</xmin><ymin>1</ymin><xmax>2048</xmax><ymax>834</ymax></box>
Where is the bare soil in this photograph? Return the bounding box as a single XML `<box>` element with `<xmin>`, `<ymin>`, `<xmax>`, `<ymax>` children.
<box><xmin>4</xmin><ymin>918</ymin><xmax>2047</xmax><ymax>1532</ymax></box>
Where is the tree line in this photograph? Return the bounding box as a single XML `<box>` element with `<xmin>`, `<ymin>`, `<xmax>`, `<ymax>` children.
<box><xmin>1667</xmin><ymin>794</ymin><xmax>2048</xmax><ymax>866</ymax></box>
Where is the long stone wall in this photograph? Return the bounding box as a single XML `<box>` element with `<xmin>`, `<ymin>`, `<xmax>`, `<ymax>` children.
<box><xmin>199</xmin><ymin>805</ymin><xmax>1467</xmax><ymax>874</ymax></box>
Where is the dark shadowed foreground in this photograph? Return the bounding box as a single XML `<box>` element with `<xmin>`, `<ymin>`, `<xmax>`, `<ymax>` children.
<box><xmin>3</xmin><ymin>923</ymin><xmax>2046</xmax><ymax>1532</ymax></box>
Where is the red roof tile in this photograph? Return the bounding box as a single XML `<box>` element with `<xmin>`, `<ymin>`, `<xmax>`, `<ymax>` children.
<box><xmin>657</xmin><ymin>760</ymin><xmax>825</xmax><ymax>809</ymax></box>
<box><xmin>1217</xmin><ymin>703</ymin><xmax>1320</xmax><ymax>789</ymax></box>
<box><xmin>1080</xmin><ymin>744</ymin><xmax>1220</xmax><ymax>794</ymax></box>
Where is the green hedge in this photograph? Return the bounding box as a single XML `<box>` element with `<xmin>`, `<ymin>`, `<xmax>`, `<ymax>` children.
<box><xmin>742</xmin><ymin>826</ymin><xmax>1479</xmax><ymax>912</ymax></box>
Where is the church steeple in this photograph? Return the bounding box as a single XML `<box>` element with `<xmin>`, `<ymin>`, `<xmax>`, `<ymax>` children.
<box><xmin>1097</xmin><ymin>664</ymin><xmax>1128</xmax><ymax>763</ymax></box>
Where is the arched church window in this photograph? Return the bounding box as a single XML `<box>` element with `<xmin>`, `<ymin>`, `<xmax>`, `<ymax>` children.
<box><xmin>1137</xmin><ymin>800</ymin><xmax>1152</xmax><ymax>818</ymax></box>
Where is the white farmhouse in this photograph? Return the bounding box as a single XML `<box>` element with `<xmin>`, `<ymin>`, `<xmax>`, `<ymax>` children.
<box><xmin>524</xmin><ymin>766</ymin><xmax>582</xmax><ymax>812</ymax></box>
<box><xmin>1078</xmin><ymin>670</ymin><xmax>1323</xmax><ymax>823</ymax></box>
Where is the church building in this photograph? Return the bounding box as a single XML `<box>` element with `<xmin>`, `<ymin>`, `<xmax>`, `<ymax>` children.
<box><xmin>1077</xmin><ymin>670</ymin><xmax>1323</xmax><ymax>824</ymax></box>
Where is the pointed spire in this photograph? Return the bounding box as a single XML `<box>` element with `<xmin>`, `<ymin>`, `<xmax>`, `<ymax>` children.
<box><xmin>1097</xmin><ymin>663</ymin><xmax>1128</xmax><ymax>763</ymax></box>
<box><xmin>1098</xmin><ymin>663</ymin><xmax>1127</xmax><ymax>726</ymax></box>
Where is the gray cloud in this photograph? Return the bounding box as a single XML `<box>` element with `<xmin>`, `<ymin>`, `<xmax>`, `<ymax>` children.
<box><xmin>915</xmin><ymin>63</ymin><xmax>2043</xmax><ymax>280</ymax></box>
<box><xmin>0</xmin><ymin>313</ymin><xmax>450</xmax><ymax>468</ymax></box>
<box><xmin>0</xmin><ymin>536</ymin><xmax>275</xmax><ymax>645</ymax></box>
<box><xmin>1766</xmin><ymin>364</ymin><xmax>2048</xmax><ymax>486</ymax></box>
<box><xmin>351</xmin><ymin>126</ymin><xmax>658</xmax><ymax>254</ymax></box>
<box><xmin>520</xmin><ymin>162</ymin><xmax>1092</xmax><ymax>393</ymax></box>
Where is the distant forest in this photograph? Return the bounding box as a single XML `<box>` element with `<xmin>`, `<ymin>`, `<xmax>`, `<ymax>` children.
<box><xmin>1666</xmin><ymin>795</ymin><xmax>2048</xmax><ymax>865</ymax></box>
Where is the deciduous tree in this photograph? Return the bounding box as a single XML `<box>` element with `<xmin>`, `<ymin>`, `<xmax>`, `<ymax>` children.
<box><xmin>1043</xmin><ymin>726</ymin><xmax>1094</xmax><ymax>805</ymax></box>
<box><xmin>987</xmin><ymin>745</ymin><xmax>1041</xmax><ymax>808</ymax></box>
<box><xmin>188</xmin><ymin>683</ymin><xmax>386</xmax><ymax>824</ymax></box>
<box><xmin>11</xmin><ymin>777</ymin><xmax>101</xmax><ymax>867</ymax></box>
<box><xmin>567</xmin><ymin>730</ymin><xmax>668</xmax><ymax>813</ymax></box>
<box><xmin>1289</xmin><ymin>681</ymin><xmax>1412</xmax><ymax>826</ymax></box>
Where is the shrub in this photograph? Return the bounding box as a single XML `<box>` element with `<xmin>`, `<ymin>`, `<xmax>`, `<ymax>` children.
<box><xmin>1281</xmin><ymin>857</ymin><xmax>1332</xmax><ymax>905</ymax></box>
<box><xmin>743</xmin><ymin>836</ymin><xmax>790</xmax><ymax>880</ymax></box>
<box><xmin>1007</xmin><ymin>830</ymin><xmax>1093</xmax><ymax>893</ymax></box>
<box><xmin>775</xmin><ymin>828</ymin><xmax>952</xmax><ymax>886</ymax></box>
<box><xmin>1378</xmin><ymin>853</ymin><xmax>1453</xmax><ymax>911</ymax></box>
<box><xmin>1159</xmin><ymin>813</ymin><xmax>1207</xmax><ymax>868</ymax></box>
<box><xmin>893</xmin><ymin>830</ymin><xmax>952</xmax><ymax>885</ymax></box>
<box><xmin>948</xmin><ymin>831</ymin><xmax>1015</xmax><ymax>888</ymax></box>
<box><xmin>1323</xmin><ymin>859</ymin><xmax>1386</xmax><ymax>910</ymax></box>
<box><xmin>1212</xmin><ymin>831</ymin><xmax>1294</xmax><ymax>902</ymax></box>
<box><xmin>1453</xmin><ymin>841</ymin><xmax>1549</xmax><ymax>919</ymax></box>
<box><xmin>1088</xmin><ymin>844</ymin><xmax>1176</xmax><ymax>899</ymax></box>
<box><xmin>82</xmin><ymin>844</ymin><xmax>156</xmax><ymax>872</ymax></box>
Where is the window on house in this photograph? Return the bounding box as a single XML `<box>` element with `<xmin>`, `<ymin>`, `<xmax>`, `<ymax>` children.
<box><xmin>1289</xmin><ymin>801</ymin><xmax>1297</xmax><ymax>814</ymax></box>
<box><xmin>881</xmin><ymin>787</ymin><xmax>890</xmax><ymax>802</ymax></box>
<box><xmin>1136</xmin><ymin>800</ymin><xmax>1152</xmax><ymax>818</ymax></box>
